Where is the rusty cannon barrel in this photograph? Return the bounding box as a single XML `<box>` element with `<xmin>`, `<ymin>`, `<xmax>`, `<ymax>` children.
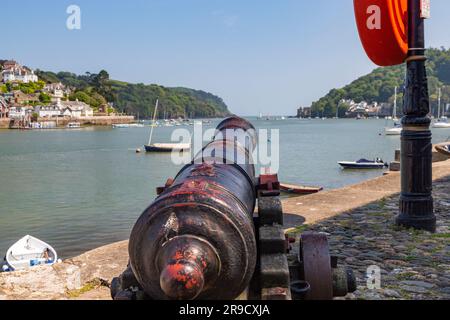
<box><xmin>128</xmin><ymin>116</ymin><xmax>258</xmax><ymax>300</ymax></box>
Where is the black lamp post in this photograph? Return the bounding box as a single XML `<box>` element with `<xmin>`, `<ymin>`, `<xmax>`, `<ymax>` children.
<box><xmin>396</xmin><ymin>0</ymin><xmax>436</xmax><ymax>232</ymax></box>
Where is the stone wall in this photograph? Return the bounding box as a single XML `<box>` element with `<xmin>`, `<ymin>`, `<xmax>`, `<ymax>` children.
<box><xmin>0</xmin><ymin>118</ymin><xmax>10</xmax><ymax>129</ymax></box>
<box><xmin>36</xmin><ymin>116</ymin><xmax>135</xmax><ymax>127</ymax></box>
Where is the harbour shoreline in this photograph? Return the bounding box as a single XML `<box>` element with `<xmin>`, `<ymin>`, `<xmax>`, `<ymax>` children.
<box><xmin>0</xmin><ymin>151</ymin><xmax>449</xmax><ymax>300</ymax></box>
<box><xmin>0</xmin><ymin>116</ymin><xmax>135</xmax><ymax>129</ymax></box>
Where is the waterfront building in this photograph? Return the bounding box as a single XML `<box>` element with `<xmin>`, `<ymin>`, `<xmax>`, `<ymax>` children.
<box><xmin>12</xmin><ymin>90</ymin><xmax>39</xmax><ymax>105</ymax></box>
<box><xmin>43</xmin><ymin>83</ymin><xmax>72</xmax><ymax>101</ymax></box>
<box><xmin>297</xmin><ymin>106</ymin><xmax>311</xmax><ymax>118</ymax></box>
<box><xmin>8</xmin><ymin>105</ymin><xmax>33</xmax><ymax>119</ymax></box>
<box><xmin>35</xmin><ymin>105</ymin><xmax>61</xmax><ymax>118</ymax></box>
<box><xmin>1</xmin><ymin>60</ymin><xmax>38</xmax><ymax>83</ymax></box>
<box><xmin>34</xmin><ymin>98</ymin><xmax>94</xmax><ymax>118</ymax></box>
<box><xmin>59</xmin><ymin>99</ymin><xmax>93</xmax><ymax>117</ymax></box>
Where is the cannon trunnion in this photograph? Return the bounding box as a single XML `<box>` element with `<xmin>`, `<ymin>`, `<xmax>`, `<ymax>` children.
<box><xmin>111</xmin><ymin>116</ymin><xmax>356</xmax><ymax>300</ymax></box>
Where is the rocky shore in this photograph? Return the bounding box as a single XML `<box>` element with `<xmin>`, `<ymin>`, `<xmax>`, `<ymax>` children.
<box><xmin>1</xmin><ymin>158</ymin><xmax>449</xmax><ymax>300</ymax></box>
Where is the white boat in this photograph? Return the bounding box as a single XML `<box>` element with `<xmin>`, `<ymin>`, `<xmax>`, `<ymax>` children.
<box><xmin>338</xmin><ymin>158</ymin><xmax>388</xmax><ymax>169</ymax></box>
<box><xmin>385</xmin><ymin>125</ymin><xmax>403</xmax><ymax>135</ymax></box>
<box><xmin>66</xmin><ymin>122</ymin><xmax>81</xmax><ymax>129</ymax></box>
<box><xmin>433</xmin><ymin>120</ymin><xmax>450</xmax><ymax>128</ymax></box>
<box><xmin>5</xmin><ymin>235</ymin><xmax>58</xmax><ymax>271</ymax></box>
<box><xmin>113</xmin><ymin>123</ymin><xmax>145</xmax><ymax>128</ymax></box>
<box><xmin>144</xmin><ymin>99</ymin><xmax>191</xmax><ymax>153</ymax></box>
<box><xmin>432</xmin><ymin>115</ymin><xmax>450</xmax><ymax>128</ymax></box>
<box><xmin>432</xmin><ymin>88</ymin><xmax>450</xmax><ymax>128</ymax></box>
<box><xmin>385</xmin><ymin>87</ymin><xmax>402</xmax><ymax>135</ymax></box>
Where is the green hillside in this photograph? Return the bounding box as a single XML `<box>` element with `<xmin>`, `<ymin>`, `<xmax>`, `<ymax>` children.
<box><xmin>311</xmin><ymin>48</ymin><xmax>450</xmax><ymax>117</ymax></box>
<box><xmin>35</xmin><ymin>70</ymin><xmax>230</xmax><ymax>118</ymax></box>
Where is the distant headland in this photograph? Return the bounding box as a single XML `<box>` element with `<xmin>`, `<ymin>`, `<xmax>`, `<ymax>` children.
<box><xmin>0</xmin><ymin>60</ymin><xmax>230</xmax><ymax>129</ymax></box>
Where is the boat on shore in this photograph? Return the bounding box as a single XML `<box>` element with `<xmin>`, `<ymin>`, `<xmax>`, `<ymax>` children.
<box><xmin>338</xmin><ymin>158</ymin><xmax>388</xmax><ymax>169</ymax></box>
<box><xmin>279</xmin><ymin>183</ymin><xmax>323</xmax><ymax>195</ymax></box>
<box><xmin>3</xmin><ymin>235</ymin><xmax>58</xmax><ymax>272</ymax></box>
<box><xmin>436</xmin><ymin>144</ymin><xmax>450</xmax><ymax>156</ymax></box>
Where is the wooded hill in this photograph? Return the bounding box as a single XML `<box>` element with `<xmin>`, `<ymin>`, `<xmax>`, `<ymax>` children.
<box><xmin>311</xmin><ymin>48</ymin><xmax>450</xmax><ymax>118</ymax></box>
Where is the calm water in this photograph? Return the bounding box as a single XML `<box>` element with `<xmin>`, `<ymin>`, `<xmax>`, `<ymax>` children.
<box><xmin>1</xmin><ymin>118</ymin><xmax>449</xmax><ymax>258</ymax></box>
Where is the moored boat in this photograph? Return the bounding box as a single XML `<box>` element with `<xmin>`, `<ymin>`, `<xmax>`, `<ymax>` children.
<box><xmin>279</xmin><ymin>183</ymin><xmax>323</xmax><ymax>195</ymax></box>
<box><xmin>432</xmin><ymin>118</ymin><xmax>450</xmax><ymax>128</ymax></box>
<box><xmin>144</xmin><ymin>99</ymin><xmax>191</xmax><ymax>153</ymax></box>
<box><xmin>385</xmin><ymin>125</ymin><xmax>402</xmax><ymax>135</ymax></box>
<box><xmin>144</xmin><ymin>143</ymin><xmax>191</xmax><ymax>153</ymax></box>
<box><xmin>113</xmin><ymin>123</ymin><xmax>145</xmax><ymax>128</ymax></box>
<box><xmin>5</xmin><ymin>235</ymin><xmax>58</xmax><ymax>271</ymax></box>
<box><xmin>338</xmin><ymin>158</ymin><xmax>388</xmax><ymax>169</ymax></box>
<box><xmin>66</xmin><ymin>122</ymin><xmax>81</xmax><ymax>129</ymax></box>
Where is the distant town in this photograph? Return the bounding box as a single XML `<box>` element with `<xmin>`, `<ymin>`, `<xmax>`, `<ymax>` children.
<box><xmin>0</xmin><ymin>60</ymin><xmax>132</xmax><ymax>129</ymax></box>
<box><xmin>297</xmin><ymin>100</ymin><xmax>398</xmax><ymax>119</ymax></box>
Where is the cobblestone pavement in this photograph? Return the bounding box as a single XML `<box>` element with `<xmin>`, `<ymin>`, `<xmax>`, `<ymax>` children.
<box><xmin>290</xmin><ymin>176</ymin><xmax>450</xmax><ymax>300</ymax></box>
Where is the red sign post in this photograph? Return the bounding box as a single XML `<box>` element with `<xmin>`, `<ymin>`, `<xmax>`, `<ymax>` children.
<box><xmin>354</xmin><ymin>0</ymin><xmax>408</xmax><ymax>66</ymax></box>
<box><xmin>354</xmin><ymin>0</ymin><xmax>436</xmax><ymax>232</ymax></box>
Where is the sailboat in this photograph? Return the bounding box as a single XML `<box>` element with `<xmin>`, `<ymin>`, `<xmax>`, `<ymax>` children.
<box><xmin>433</xmin><ymin>88</ymin><xmax>450</xmax><ymax>128</ymax></box>
<box><xmin>144</xmin><ymin>99</ymin><xmax>191</xmax><ymax>152</ymax></box>
<box><xmin>385</xmin><ymin>86</ymin><xmax>402</xmax><ymax>135</ymax></box>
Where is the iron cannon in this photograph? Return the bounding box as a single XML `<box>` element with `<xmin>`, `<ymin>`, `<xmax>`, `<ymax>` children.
<box><xmin>111</xmin><ymin>116</ymin><xmax>356</xmax><ymax>300</ymax></box>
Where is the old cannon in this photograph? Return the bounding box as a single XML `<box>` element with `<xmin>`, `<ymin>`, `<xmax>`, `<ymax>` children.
<box><xmin>111</xmin><ymin>116</ymin><xmax>356</xmax><ymax>300</ymax></box>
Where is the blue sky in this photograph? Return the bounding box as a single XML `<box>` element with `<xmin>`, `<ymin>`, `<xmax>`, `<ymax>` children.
<box><xmin>2</xmin><ymin>0</ymin><xmax>450</xmax><ymax>115</ymax></box>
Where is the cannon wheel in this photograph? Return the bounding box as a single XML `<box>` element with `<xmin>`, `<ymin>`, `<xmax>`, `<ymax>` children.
<box><xmin>299</xmin><ymin>232</ymin><xmax>333</xmax><ymax>300</ymax></box>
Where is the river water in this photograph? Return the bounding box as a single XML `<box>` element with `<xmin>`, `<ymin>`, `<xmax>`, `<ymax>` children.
<box><xmin>0</xmin><ymin>118</ymin><xmax>448</xmax><ymax>258</ymax></box>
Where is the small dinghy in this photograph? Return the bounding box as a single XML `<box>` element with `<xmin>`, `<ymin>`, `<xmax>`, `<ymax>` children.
<box><xmin>338</xmin><ymin>158</ymin><xmax>388</xmax><ymax>169</ymax></box>
<box><xmin>436</xmin><ymin>144</ymin><xmax>450</xmax><ymax>156</ymax></box>
<box><xmin>280</xmin><ymin>183</ymin><xmax>323</xmax><ymax>195</ymax></box>
<box><xmin>5</xmin><ymin>235</ymin><xmax>57</xmax><ymax>271</ymax></box>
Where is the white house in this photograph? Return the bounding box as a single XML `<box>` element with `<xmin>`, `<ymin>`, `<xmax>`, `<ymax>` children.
<box><xmin>59</xmin><ymin>100</ymin><xmax>93</xmax><ymax>118</ymax></box>
<box><xmin>1</xmin><ymin>61</ymin><xmax>38</xmax><ymax>83</ymax></box>
<box><xmin>35</xmin><ymin>105</ymin><xmax>61</xmax><ymax>118</ymax></box>
<box><xmin>9</xmin><ymin>106</ymin><xmax>32</xmax><ymax>119</ymax></box>
<box><xmin>43</xmin><ymin>82</ymin><xmax>71</xmax><ymax>100</ymax></box>
<box><xmin>34</xmin><ymin>98</ymin><xmax>93</xmax><ymax>118</ymax></box>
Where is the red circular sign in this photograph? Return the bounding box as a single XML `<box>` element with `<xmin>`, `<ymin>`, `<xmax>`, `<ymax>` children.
<box><xmin>354</xmin><ymin>0</ymin><xmax>408</xmax><ymax>66</ymax></box>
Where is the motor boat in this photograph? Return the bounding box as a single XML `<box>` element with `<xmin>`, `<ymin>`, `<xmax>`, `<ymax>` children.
<box><xmin>338</xmin><ymin>158</ymin><xmax>388</xmax><ymax>169</ymax></box>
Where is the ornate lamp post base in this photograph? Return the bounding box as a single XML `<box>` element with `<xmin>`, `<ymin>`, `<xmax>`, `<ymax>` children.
<box><xmin>395</xmin><ymin>0</ymin><xmax>436</xmax><ymax>233</ymax></box>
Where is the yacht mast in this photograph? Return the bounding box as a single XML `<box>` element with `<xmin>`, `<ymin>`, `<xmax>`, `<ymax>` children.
<box><xmin>393</xmin><ymin>86</ymin><xmax>398</xmax><ymax>119</ymax></box>
<box><xmin>148</xmin><ymin>99</ymin><xmax>159</xmax><ymax>146</ymax></box>
<box><xmin>438</xmin><ymin>87</ymin><xmax>442</xmax><ymax>118</ymax></box>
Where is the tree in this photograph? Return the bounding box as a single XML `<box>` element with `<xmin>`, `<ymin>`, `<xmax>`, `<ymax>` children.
<box><xmin>39</xmin><ymin>92</ymin><xmax>51</xmax><ymax>104</ymax></box>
